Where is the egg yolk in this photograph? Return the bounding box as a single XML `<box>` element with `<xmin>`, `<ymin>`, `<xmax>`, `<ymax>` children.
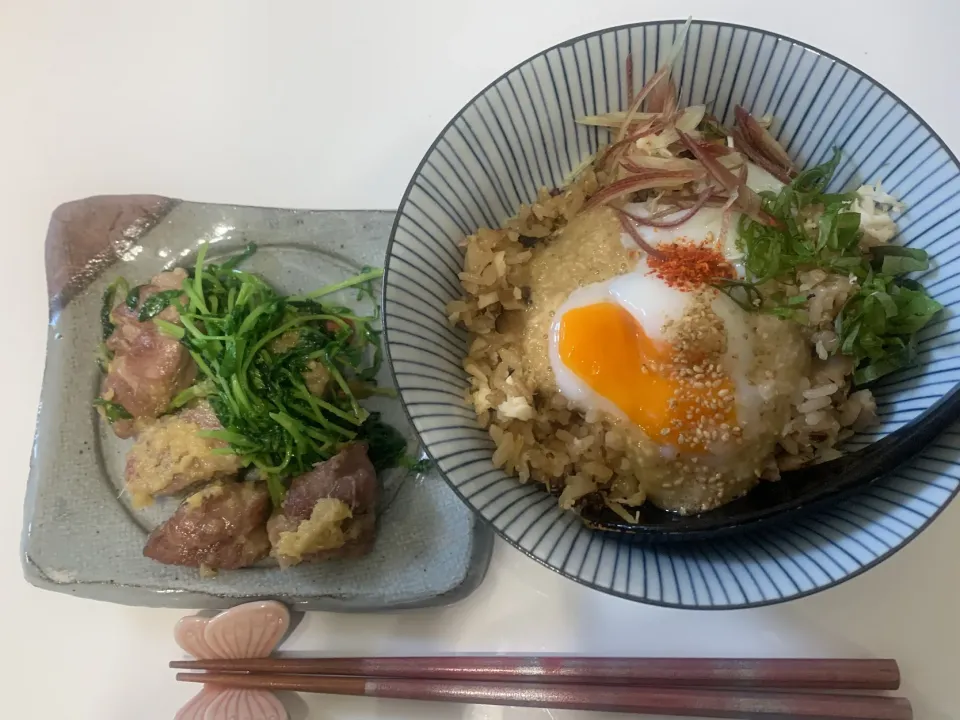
<box><xmin>557</xmin><ymin>302</ymin><xmax>735</xmax><ymax>449</ymax></box>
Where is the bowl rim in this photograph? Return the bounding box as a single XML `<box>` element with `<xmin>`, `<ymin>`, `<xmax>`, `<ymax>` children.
<box><xmin>382</xmin><ymin>18</ymin><xmax>960</xmax><ymax>608</ymax></box>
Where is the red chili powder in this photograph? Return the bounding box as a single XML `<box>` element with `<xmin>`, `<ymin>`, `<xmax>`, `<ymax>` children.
<box><xmin>647</xmin><ymin>240</ymin><xmax>735</xmax><ymax>290</ymax></box>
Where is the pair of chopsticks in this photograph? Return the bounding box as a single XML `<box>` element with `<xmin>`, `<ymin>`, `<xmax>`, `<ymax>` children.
<box><xmin>173</xmin><ymin>656</ymin><xmax>912</xmax><ymax>720</ymax></box>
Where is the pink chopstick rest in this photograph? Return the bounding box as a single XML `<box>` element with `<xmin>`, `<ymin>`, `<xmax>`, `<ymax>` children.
<box><xmin>174</xmin><ymin>601</ymin><xmax>291</xmax><ymax>720</ymax></box>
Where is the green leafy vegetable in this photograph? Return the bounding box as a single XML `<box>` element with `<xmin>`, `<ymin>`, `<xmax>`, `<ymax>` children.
<box><xmin>737</xmin><ymin>150</ymin><xmax>941</xmax><ymax>385</ymax></box>
<box><xmin>790</xmin><ymin>148</ymin><xmax>845</xmax><ymax>202</ymax></box>
<box><xmin>169</xmin><ymin>379</ymin><xmax>214</xmax><ymax>410</ymax></box>
<box><xmin>356</xmin><ymin>412</ymin><xmax>432</xmax><ymax>473</ymax></box>
<box><xmin>125</xmin><ymin>285</ymin><xmax>144</xmax><ymax>309</ymax></box>
<box><xmin>168</xmin><ymin>244</ymin><xmax>399</xmax><ymax>502</ymax></box>
<box><xmin>870</xmin><ymin>245</ymin><xmax>931</xmax><ymax>275</ymax></box>
<box><xmin>712</xmin><ymin>277</ymin><xmax>763</xmax><ymax>312</ymax></box>
<box><xmin>94</xmin><ymin>398</ymin><xmax>133</xmax><ymax>422</ymax></box>
<box><xmin>137</xmin><ymin>289</ymin><xmax>182</xmax><ymax>322</ymax></box>
<box><xmin>358</xmin><ymin>412</ymin><xmax>409</xmax><ymax>472</ymax></box>
<box><xmin>94</xmin><ymin>342</ymin><xmax>112</xmax><ymax>372</ymax></box>
<box><xmin>95</xmin><ymin>244</ymin><xmax>411</xmax><ymax>506</ymax></box>
<box><xmin>401</xmin><ymin>456</ymin><xmax>434</xmax><ymax>473</ymax></box>
<box><xmin>153</xmin><ymin>318</ymin><xmax>185</xmax><ymax>339</ymax></box>
<box><xmin>289</xmin><ymin>267</ymin><xmax>384</xmax><ymax>303</ymax></box>
<box><xmin>100</xmin><ymin>278</ymin><xmax>129</xmax><ymax>340</ymax></box>
<box><xmin>219</xmin><ymin>242</ymin><xmax>258</xmax><ymax>271</ymax></box>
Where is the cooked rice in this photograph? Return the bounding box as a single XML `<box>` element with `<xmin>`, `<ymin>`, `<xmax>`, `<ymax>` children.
<box><xmin>447</xmin><ymin>169</ymin><xmax>889</xmax><ymax>518</ymax></box>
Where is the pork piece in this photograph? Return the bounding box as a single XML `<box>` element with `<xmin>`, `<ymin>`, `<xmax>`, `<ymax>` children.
<box><xmin>100</xmin><ymin>268</ymin><xmax>197</xmax><ymax>437</ymax></box>
<box><xmin>267</xmin><ymin>443</ymin><xmax>378</xmax><ymax>567</ymax></box>
<box><xmin>143</xmin><ymin>481</ymin><xmax>271</xmax><ymax>570</ymax></box>
<box><xmin>124</xmin><ymin>401</ymin><xmax>243</xmax><ymax>508</ymax></box>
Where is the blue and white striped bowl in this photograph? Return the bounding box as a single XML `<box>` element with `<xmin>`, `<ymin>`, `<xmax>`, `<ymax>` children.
<box><xmin>383</xmin><ymin>20</ymin><xmax>960</xmax><ymax>608</ymax></box>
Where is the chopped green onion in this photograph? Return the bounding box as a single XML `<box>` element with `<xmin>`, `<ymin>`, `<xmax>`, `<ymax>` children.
<box><xmin>736</xmin><ymin>149</ymin><xmax>941</xmax><ymax>385</ymax></box>
<box><xmin>870</xmin><ymin>245</ymin><xmax>930</xmax><ymax>275</ymax></box>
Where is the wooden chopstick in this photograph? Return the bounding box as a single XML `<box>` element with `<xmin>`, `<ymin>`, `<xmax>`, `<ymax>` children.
<box><xmin>169</xmin><ymin>656</ymin><xmax>900</xmax><ymax>691</ymax></box>
<box><xmin>176</xmin><ymin>672</ymin><xmax>913</xmax><ymax>720</ymax></box>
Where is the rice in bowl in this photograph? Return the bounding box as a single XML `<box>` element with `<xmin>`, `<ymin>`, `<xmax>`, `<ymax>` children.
<box><xmin>445</xmin><ymin>47</ymin><xmax>938</xmax><ymax>521</ymax></box>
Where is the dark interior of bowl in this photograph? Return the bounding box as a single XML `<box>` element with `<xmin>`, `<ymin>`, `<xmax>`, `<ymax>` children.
<box><xmin>581</xmin><ymin>384</ymin><xmax>960</xmax><ymax>541</ymax></box>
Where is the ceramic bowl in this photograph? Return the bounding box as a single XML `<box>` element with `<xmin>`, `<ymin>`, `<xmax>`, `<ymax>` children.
<box><xmin>382</xmin><ymin>20</ymin><xmax>960</xmax><ymax>607</ymax></box>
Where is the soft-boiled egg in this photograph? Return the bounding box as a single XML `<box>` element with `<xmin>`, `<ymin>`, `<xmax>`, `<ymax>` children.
<box><xmin>623</xmin><ymin>163</ymin><xmax>784</xmax><ymax>262</ymax></box>
<box><xmin>548</xmin><ymin>266</ymin><xmax>761</xmax><ymax>457</ymax></box>
<box><xmin>544</xmin><ymin>162</ymin><xmax>783</xmax><ymax>458</ymax></box>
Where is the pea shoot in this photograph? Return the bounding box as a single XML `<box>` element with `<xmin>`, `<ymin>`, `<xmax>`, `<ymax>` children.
<box><xmin>98</xmin><ymin>243</ymin><xmax>414</xmax><ymax>506</ymax></box>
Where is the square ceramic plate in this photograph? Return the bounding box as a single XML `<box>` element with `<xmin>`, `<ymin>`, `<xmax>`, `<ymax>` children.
<box><xmin>21</xmin><ymin>196</ymin><xmax>492</xmax><ymax>610</ymax></box>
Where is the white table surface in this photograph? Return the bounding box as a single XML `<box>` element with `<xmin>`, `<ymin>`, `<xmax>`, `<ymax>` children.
<box><xmin>3</xmin><ymin>2</ymin><xmax>959</xmax><ymax>718</ymax></box>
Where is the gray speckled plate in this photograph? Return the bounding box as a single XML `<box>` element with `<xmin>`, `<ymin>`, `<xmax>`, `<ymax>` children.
<box><xmin>22</xmin><ymin>196</ymin><xmax>492</xmax><ymax>610</ymax></box>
